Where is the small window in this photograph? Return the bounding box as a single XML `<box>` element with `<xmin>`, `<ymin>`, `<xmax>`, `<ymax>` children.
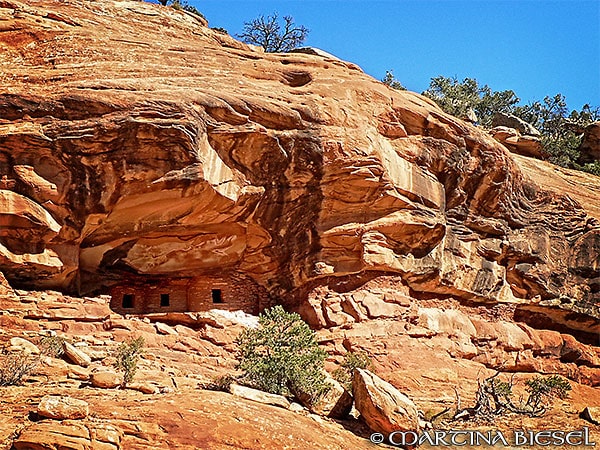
<box><xmin>160</xmin><ymin>293</ymin><xmax>170</xmax><ymax>307</ymax></box>
<box><xmin>212</xmin><ymin>289</ymin><xmax>223</xmax><ymax>304</ymax></box>
<box><xmin>122</xmin><ymin>294</ymin><xmax>134</xmax><ymax>309</ymax></box>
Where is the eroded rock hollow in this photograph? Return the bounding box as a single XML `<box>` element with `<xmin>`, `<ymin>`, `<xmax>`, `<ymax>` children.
<box><xmin>0</xmin><ymin>0</ymin><xmax>598</xmax><ymax>335</ymax></box>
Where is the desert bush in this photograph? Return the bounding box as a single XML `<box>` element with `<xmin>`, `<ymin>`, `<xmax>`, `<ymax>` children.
<box><xmin>114</xmin><ymin>336</ymin><xmax>145</xmax><ymax>386</ymax></box>
<box><xmin>423</xmin><ymin>76</ymin><xmax>519</xmax><ymax>127</ymax></box>
<box><xmin>202</xmin><ymin>374</ymin><xmax>237</xmax><ymax>392</ymax></box>
<box><xmin>39</xmin><ymin>335</ymin><xmax>65</xmax><ymax>358</ymax></box>
<box><xmin>453</xmin><ymin>373</ymin><xmax>571</xmax><ymax>421</ymax></box>
<box><xmin>0</xmin><ymin>350</ymin><xmax>40</xmax><ymax>386</ymax></box>
<box><xmin>524</xmin><ymin>374</ymin><xmax>571</xmax><ymax>413</ymax></box>
<box><xmin>423</xmin><ymin>76</ymin><xmax>599</xmax><ymax>175</ymax></box>
<box><xmin>235</xmin><ymin>305</ymin><xmax>329</xmax><ymax>404</ymax></box>
<box><xmin>333</xmin><ymin>350</ymin><xmax>373</xmax><ymax>391</ymax></box>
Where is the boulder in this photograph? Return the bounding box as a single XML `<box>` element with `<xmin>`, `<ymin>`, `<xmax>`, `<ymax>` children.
<box><xmin>490</xmin><ymin>126</ymin><xmax>545</xmax><ymax>159</ymax></box>
<box><xmin>91</xmin><ymin>370</ymin><xmax>124</xmax><ymax>389</ymax></box>
<box><xmin>63</xmin><ymin>342</ymin><xmax>92</xmax><ymax>367</ymax></box>
<box><xmin>37</xmin><ymin>395</ymin><xmax>89</xmax><ymax>420</ymax></box>
<box><xmin>578</xmin><ymin>122</ymin><xmax>600</xmax><ymax>163</ymax></box>
<box><xmin>155</xmin><ymin>322</ymin><xmax>178</xmax><ymax>335</ymax></box>
<box><xmin>492</xmin><ymin>112</ymin><xmax>541</xmax><ymax>136</ymax></box>
<box><xmin>8</xmin><ymin>337</ymin><xmax>40</xmax><ymax>355</ymax></box>
<box><xmin>353</xmin><ymin>369</ymin><xmax>420</xmax><ymax>435</ymax></box>
<box><xmin>128</xmin><ymin>382</ymin><xmax>160</xmax><ymax>394</ymax></box>
<box><xmin>229</xmin><ymin>383</ymin><xmax>291</xmax><ymax>409</ymax></box>
<box><xmin>581</xmin><ymin>406</ymin><xmax>600</xmax><ymax>425</ymax></box>
<box><xmin>13</xmin><ymin>420</ymin><xmax>122</xmax><ymax>450</ymax></box>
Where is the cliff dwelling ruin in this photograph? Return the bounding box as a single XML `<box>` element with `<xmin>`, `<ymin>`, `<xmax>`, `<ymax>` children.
<box><xmin>110</xmin><ymin>274</ymin><xmax>270</xmax><ymax>315</ymax></box>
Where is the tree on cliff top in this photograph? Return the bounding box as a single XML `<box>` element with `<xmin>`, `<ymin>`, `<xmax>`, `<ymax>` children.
<box><xmin>423</xmin><ymin>76</ymin><xmax>519</xmax><ymax>127</ymax></box>
<box><xmin>423</xmin><ymin>76</ymin><xmax>600</xmax><ymax>175</ymax></box>
<box><xmin>237</xmin><ymin>13</ymin><xmax>309</xmax><ymax>53</ymax></box>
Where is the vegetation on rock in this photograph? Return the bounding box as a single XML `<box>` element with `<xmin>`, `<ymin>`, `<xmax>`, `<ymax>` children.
<box><xmin>453</xmin><ymin>373</ymin><xmax>572</xmax><ymax>421</ymax></box>
<box><xmin>114</xmin><ymin>336</ymin><xmax>145</xmax><ymax>387</ymax></box>
<box><xmin>237</xmin><ymin>13</ymin><xmax>308</xmax><ymax>52</ymax></box>
<box><xmin>235</xmin><ymin>305</ymin><xmax>329</xmax><ymax>404</ymax></box>
<box><xmin>170</xmin><ymin>0</ymin><xmax>205</xmax><ymax>19</ymax></box>
<box><xmin>423</xmin><ymin>76</ymin><xmax>519</xmax><ymax>127</ymax></box>
<box><xmin>333</xmin><ymin>350</ymin><xmax>373</xmax><ymax>391</ymax></box>
<box><xmin>381</xmin><ymin>70</ymin><xmax>406</xmax><ymax>91</ymax></box>
<box><xmin>422</xmin><ymin>76</ymin><xmax>599</xmax><ymax>174</ymax></box>
<box><xmin>39</xmin><ymin>335</ymin><xmax>66</xmax><ymax>358</ymax></box>
<box><xmin>0</xmin><ymin>350</ymin><xmax>40</xmax><ymax>386</ymax></box>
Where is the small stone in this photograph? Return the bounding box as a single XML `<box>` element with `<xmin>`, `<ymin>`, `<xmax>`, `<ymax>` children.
<box><xmin>37</xmin><ymin>395</ymin><xmax>89</xmax><ymax>420</ymax></box>
<box><xmin>68</xmin><ymin>366</ymin><xmax>90</xmax><ymax>381</ymax></box>
<box><xmin>581</xmin><ymin>406</ymin><xmax>600</xmax><ymax>425</ymax></box>
<box><xmin>90</xmin><ymin>371</ymin><xmax>124</xmax><ymax>389</ymax></box>
<box><xmin>155</xmin><ymin>322</ymin><xmax>178</xmax><ymax>335</ymax></box>
<box><xmin>63</xmin><ymin>342</ymin><xmax>91</xmax><ymax>367</ymax></box>
<box><xmin>289</xmin><ymin>402</ymin><xmax>305</xmax><ymax>413</ymax></box>
<box><xmin>128</xmin><ymin>382</ymin><xmax>160</xmax><ymax>394</ymax></box>
<box><xmin>8</xmin><ymin>337</ymin><xmax>40</xmax><ymax>355</ymax></box>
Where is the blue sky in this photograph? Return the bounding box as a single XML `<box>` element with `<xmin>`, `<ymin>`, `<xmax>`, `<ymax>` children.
<box><xmin>181</xmin><ymin>0</ymin><xmax>599</xmax><ymax>111</ymax></box>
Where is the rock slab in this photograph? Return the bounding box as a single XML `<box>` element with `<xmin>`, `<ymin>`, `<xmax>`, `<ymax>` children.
<box><xmin>63</xmin><ymin>342</ymin><xmax>92</xmax><ymax>368</ymax></box>
<box><xmin>37</xmin><ymin>395</ymin><xmax>89</xmax><ymax>420</ymax></box>
<box><xmin>229</xmin><ymin>383</ymin><xmax>291</xmax><ymax>409</ymax></box>
<box><xmin>353</xmin><ymin>369</ymin><xmax>420</xmax><ymax>435</ymax></box>
<box><xmin>91</xmin><ymin>371</ymin><xmax>124</xmax><ymax>389</ymax></box>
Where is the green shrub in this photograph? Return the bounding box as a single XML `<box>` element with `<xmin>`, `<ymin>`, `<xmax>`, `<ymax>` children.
<box><xmin>235</xmin><ymin>305</ymin><xmax>329</xmax><ymax>403</ymax></box>
<box><xmin>169</xmin><ymin>0</ymin><xmax>206</xmax><ymax>20</ymax></box>
<box><xmin>524</xmin><ymin>374</ymin><xmax>571</xmax><ymax>411</ymax></box>
<box><xmin>114</xmin><ymin>336</ymin><xmax>145</xmax><ymax>386</ymax></box>
<box><xmin>333</xmin><ymin>350</ymin><xmax>373</xmax><ymax>391</ymax></box>
<box><xmin>382</xmin><ymin>70</ymin><xmax>406</xmax><ymax>91</ymax></box>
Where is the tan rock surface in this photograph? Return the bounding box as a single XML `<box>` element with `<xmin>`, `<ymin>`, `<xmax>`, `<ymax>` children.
<box><xmin>0</xmin><ymin>1</ymin><xmax>599</xmax><ymax>448</ymax></box>
<box><xmin>352</xmin><ymin>368</ymin><xmax>420</xmax><ymax>435</ymax></box>
<box><xmin>13</xmin><ymin>420</ymin><xmax>122</xmax><ymax>450</ymax></box>
<box><xmin>229</xmin><ymin>383</ymin><xmax>291</xmax><ymax>409</ymax></box>
<box><xmin>90</xmin><ymin>371</ymin><xmax>123</xmax><ymax>389</ymax></box>
<box><xmin>0</xmin><ymin>290</ymin><xmax>599</xmax><ymax>449</ymax></box>
<box><xmin>63</xmin><ymin>341</ymin><xmax>92</xmax><ymax>367</ymax></box>
<box><xmin>37</xmin><ymin>395</ymin><xmax>89</xmax><ymax>420</ymax></box>
<box><xmin>0</xmin><ymin>0</ymin><xmax>597</xmax><ymax>334</ymax></box>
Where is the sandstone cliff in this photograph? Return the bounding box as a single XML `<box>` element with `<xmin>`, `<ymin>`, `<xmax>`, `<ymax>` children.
<box><xmin>0</xmin><ymin>0</ymin><xmax>599</xmax><ymax>335</ymax></box>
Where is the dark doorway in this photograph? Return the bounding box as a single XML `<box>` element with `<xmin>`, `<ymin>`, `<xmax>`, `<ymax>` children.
<box><xmin>160</xmin><ymin>293</ymin><xmax>170</xmax><ymax>307</ymax></box>
<box><xmin>122</xmin><ymin>294</ymin><xmax>134</xmax><ymax>309</ymax></box>
<box><xmin>212</xmin><ymin>289</ymin><xmax>223</xmax><ymax>303</ymax></box>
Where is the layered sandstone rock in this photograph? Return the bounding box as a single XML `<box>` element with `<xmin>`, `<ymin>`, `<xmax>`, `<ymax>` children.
<box><xmin>0</xmin><ymin>0</ymin><xmax>598</xmax><ymax>334</ymax></box>
<box><xmin>37</xmin><ymin>395</ymin><xmax>89</xmax><ymax>420</ymax></box>
<box><xmin>353</xmin><ymin>369</ymin><xmax>420</xmax><ymax>435</ymax></box>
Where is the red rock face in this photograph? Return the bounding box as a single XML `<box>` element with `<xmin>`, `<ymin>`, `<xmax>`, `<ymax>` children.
<box><xmin>0</xmin><ymin>0</ymin><xmax>598</xmax><ymax>332</ymax></box>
